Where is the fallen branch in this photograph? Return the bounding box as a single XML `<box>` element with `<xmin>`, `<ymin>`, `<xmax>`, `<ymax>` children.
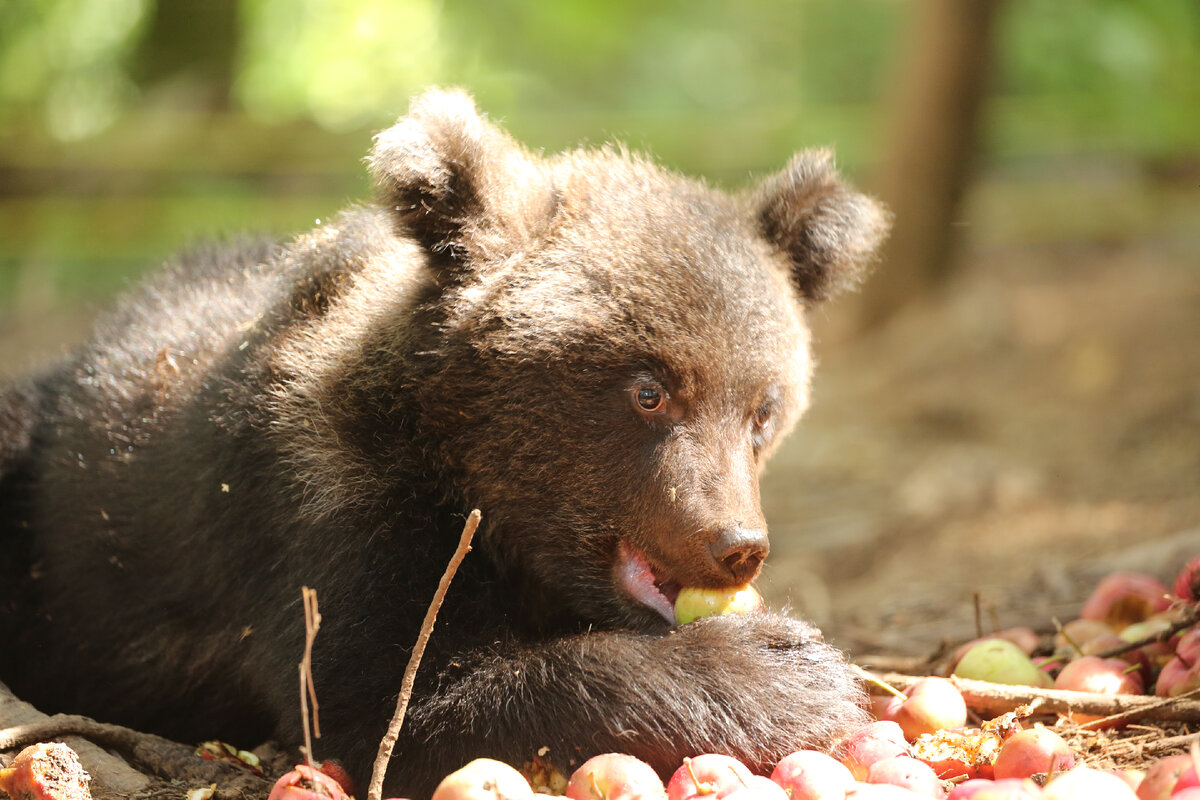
<box><xmin>864</xmin><ymin>670</ymin><xmax>1200</xmax><ymax>724</ymax></box>
<box><xmin>0</xmin><ymin>712</ymin><xmax>268</xmax><ymax>798</ymax></box>
<box><xmin>1092</xmin><ymin>602</ymin><xmax>1200</xmax><ymax>661</ymax></box>
<box><xmin>367</xmin><ymin>509</ymin><xmax>480</xmax><ymax>800</ymax></box>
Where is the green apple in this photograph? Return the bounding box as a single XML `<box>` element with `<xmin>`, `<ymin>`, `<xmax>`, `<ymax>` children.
<box><xmin>673</xmin><ymin>585</ymin><xmax>762</xmax><ymax>626</ymax></box>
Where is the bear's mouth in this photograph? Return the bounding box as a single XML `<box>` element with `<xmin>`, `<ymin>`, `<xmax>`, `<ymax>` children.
<box><xmin>615</xmin><ymin>541</ymin><xmax>682</xmax><ymax>624</ymax></box>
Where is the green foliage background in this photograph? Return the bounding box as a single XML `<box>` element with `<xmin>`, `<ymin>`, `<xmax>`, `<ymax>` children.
<box><xmin>0</xmin><ymin>0</ymin><xmax>1197</xmax><ymax>310</ymax></box>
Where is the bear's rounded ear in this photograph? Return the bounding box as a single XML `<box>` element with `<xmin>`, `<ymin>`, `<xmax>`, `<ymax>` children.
<box><xmin>368</xmin><ymin>88</ymin><xmax>549</xmax><ymax>264</ymax></box>
<box><xmin>755</xmin><ymin>149</ymin><xmax>891</xmax><ymax>303</ymax></box>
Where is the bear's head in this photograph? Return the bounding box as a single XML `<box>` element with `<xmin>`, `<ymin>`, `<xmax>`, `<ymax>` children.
<box><xmin>369</xmin><ymin>89</ymin><xmax>889</xmax><ymax>631</ymax></box>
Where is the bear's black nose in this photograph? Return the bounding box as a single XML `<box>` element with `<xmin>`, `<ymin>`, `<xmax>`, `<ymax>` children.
<box><xmin>709</xmin><ymin>526</ymin><xmax>769</xmax><ymax>584</ymax></box>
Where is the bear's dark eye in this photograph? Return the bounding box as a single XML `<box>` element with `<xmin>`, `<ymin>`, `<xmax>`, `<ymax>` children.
<box><xmin>752</xmin><ymin>404</ymin><xmax>772</xmax><ymax>430</ymax></box>
<box><xmin>635</xmin><ymin>387</ymin><xmax>665</xmax><ymax>413</ymax></box>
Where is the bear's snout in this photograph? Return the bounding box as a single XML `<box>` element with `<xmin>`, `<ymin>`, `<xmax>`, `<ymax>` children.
<box><xmin>707</xmin><ymin>525</ymin><xmax>769</xmax><ymax>584</ymax></box>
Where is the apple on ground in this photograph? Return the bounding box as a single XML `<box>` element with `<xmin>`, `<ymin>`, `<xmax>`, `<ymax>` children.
<box><xmin>865</xmin><ymin>755</ymin><xmax>945</xmax><ymax>797</ymax></box>
<box><xmin>770</xmin><ymin>750</ymin><xmax>856</xmax><ymax>800</ymax></box>
<box><xmin>991</xmin><ymin>727</ymin><xmax>1075</xmax><ymax>781</ymax></box>
<box><xmin>565</xmin><ymin>753</ymin><xmax>666</xmax><ymax>800</ymax></box>
<box><xmin>881</xmin><ymin>676</ymin><xmax>968</xmax><ymax>740</ymax></box>
<box><xmin>1154</xmin><ymin>653</ymin><xmax>1200</xmax><ymax>698</ymax></box>
<box><xmin>1040</xmin><ymin>767</ymin><xmax>1137</xmax><ymax>799</ymax></box>
<box><xmin>431</xmin><ymin>759</ymin><xmax>535</xmax><ymax>800</ymax></box>
<box><xmin>1051</xmin><ymin>655</ymin><xmax>1144</xmax><ymax>725</ymax></box>
<box><xmin>721</xmin><ymin>775</ymin><xmax>788</xmax><ymax>800</ymax></box>
<box><xmin>953</xmin><ymin>640</ymin><xmax>1051</xmax><ymax>688</ymax></box>
<box><xmin>1054</xmin><ymin>619</ymin><xmax>1114</xmax><ymax>655</ymax></box>
<box><xmin>269</xmin><ymin>765</ymin><xmax>351</xmax><ymax>800</ymax></box>
<box><xmin>666</xmin><ymin>754</ymin><xmax>753</xmax><ymax>800</ymax></box>
<box><xmin>946</xmin><ymin>778</ymin><xmax>1043</xmax><ymax>799</ymax></box>
<box><xmin>1079</xmin><ymin>573</ymin><xmax>1171</xmax><ymax>631</ymax></box>
<box><xmin>1134</xmin><ymin>754</ymin><xmax>1192</xmax><ymax>800</ymax></box>
<box><xmin>838</xmin><ymin>721</ymin><xmax>910</xmax><ymax>781</ymax></box>
<box><xmin>1173</xmin><ymin>555</ymin><xmax>1200</xmax><ymax>601</ymax></box>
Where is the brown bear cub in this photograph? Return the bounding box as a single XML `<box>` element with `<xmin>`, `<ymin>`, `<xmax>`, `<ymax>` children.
<box><xmin>0</xmin><ymin>89</ymin><xmax>889</xmax><ymax>796</ymax></box>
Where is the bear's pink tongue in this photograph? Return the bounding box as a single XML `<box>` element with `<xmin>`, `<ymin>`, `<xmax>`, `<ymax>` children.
<box><xmin>615</xmin><ymin>542</ymin><xmax>680</xmax><ymax>624</ymax></box>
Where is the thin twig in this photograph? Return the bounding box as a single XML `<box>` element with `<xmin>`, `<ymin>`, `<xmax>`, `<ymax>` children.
<box><xmin>1092</xmin><ymin>602</ymin><xmax>1200</xmax><ymax>660</ymax></box>
<box><xmin>367</xmin><ymin>509</ymin><xmax>480</xmax><ymax>800</ymax></box>
<box><xmin>299</xmin><ymin>585</ymin><xmax>322</xmax><ymax>768</ymax></box>
<box><xmin>865</xmin><ymin>671</ymin><xmax>1200</xmax><ymax>723</ymax></box>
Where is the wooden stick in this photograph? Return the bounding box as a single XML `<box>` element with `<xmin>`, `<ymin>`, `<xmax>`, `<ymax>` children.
<box><xmin>864</xmin><ymin>670</ymin><xmax>1200</xmax><ymax>723</ymax></box>
<box><xmin>299</xmin><ymin>585</ymin><xmax>322</xmax><ymax>767</ymax></box>
<box><xmin>367</xmin><ymin>509</ymin><xmax>480</xmax><ymax>800</ymax></box>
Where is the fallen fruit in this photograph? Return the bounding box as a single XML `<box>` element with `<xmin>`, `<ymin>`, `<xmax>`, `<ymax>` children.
<box><xmin>1079</xmin><ymin>573</ymin><xmax>1171</xmax><ymax>630</ymax></box>
<box><xmin>666</xmin><ymin>754</ymin><xmax>753</xmax><ymax>800</ymax></box>
<box><xmin>953</xmin><ymin>640</ymin><xmax>1051</xmax><ymax>688</ymax></box>
<box><xmin>884</xmin><ymin>676</ymin><xmax>968</xmax><ymax>740</ymax></box>
<box><xmin>673</xmin><ymin>585</ymin><xmax>763</xmax><ymax>626</ymax></box>
<box><xmin>865</xmin><ymin>755</ymin><xmax>945</xmax><ymax>797</ymax></box>
<box><xmin>1134</xmin><ymin>753</ymin><xmax>1192</xmax><ymax>800</ymax></box>
<box><xmin>565</xmin><ymin>753</ymin><xmax>666</xmax><ymax>800</ymax></box>
<box><xmin>431</xmin><ymin>759</ymin><xmax>535</xmax><ymax>800</ymax></box>
<box><xmin>839</xmin><ymin>721</ymin><xmax>910</xmax><ymax>781</ymax></box>
<box><xmin>770</xmin><ymin>750</ymin><xmax>856</xmax><ymax>800</ymax></box>
<box><xmin>946</xmin><ymin>777</ymin><xmax>1043</xmax><ymax>799</ymax></box>
<box><xmin>721</xmin><ymin>775</ymin><xmax>788</xmax><ymax>799</ymax></box>
<box><xmin>1051</xmin><ymin>655</ymin><xmax>1144</xmax><ymax>724</ymax></box>
<box><xmin>0</xmin><ymin>742</ymin><xmax>92</xmax><ymax>800</ymax></box>
<box><xmin>268</xmin><ymin>765</ymin><xmax>350</xmax><ymax>800</ymax></box>
<box><xmin>1041</xmin><ymin>767</ymin><xmax>1137</xmax><ymax>799</ymax></box>
<box><xmin>991</xmin><ymin>727</ymin><xmax>1075</xmax><ymax>781</ymax></box>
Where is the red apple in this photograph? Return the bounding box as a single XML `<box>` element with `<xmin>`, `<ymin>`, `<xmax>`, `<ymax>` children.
<box><xmin>770</xmin><ymin>750</ymin><xmax>855</xmax><ymax>800</ymax></box>
<box><xmin>666</xmin><ymin>754</ymin><xmax>753</xmax><ymax>800</ymax></box>
<box><xmin>270</xmin><ymin>765</ymin><xmax>351</xmax><ymax>800</ymax></box>
<box><xmin>721</xmin><ymin>775</ymin><xmax>788</xmax><ymax>800</ymax></box>
<box><xmin>566</xmin><ymin>753</ymin><xmax>666</xmax><ymax>800</ymax></box>
<box><xmin>1177</xmin><ymin>629</ymin><xmax>1200</xmax><ymax>662</ymax></box>
<box><xmin>1079</xmin><ymin>573</ymin><xmax>1171</xmax><ymax>630</ymax></box>
<box><xmin>866</xmin><ymin>756</ymin><xmax>945</xmax><ymax>797</ymax></box>
<box><xmin>838</xmin><ymin>721</ymin><xmax>910</xmax><ymax>781</ymax></box>
<box><xmin>1134</xmin><ymin>754</ymin><xmax>1191</xmax><ymax>800</ymax></box>
<box><xmin>1052</xmin><ymin>655</ymin><xmax>1144</xmax><ymax>724</ymax></box>
<box><xmin>1054</xmin><ymin>619</ymin><xmax>1114</xmax><ymax>654</ymax></box>
<box><xmin>432</xmin><ymin>759</ymin><xmax>535</xmax><ymax>800</ymax></box>
<box><xmin>844</xmin><ymin>783</ymin><xmax>929</xmax><ymax>798</ymax></box>
<box><xmin>1041</xmin><ymin>767</ymin><xmax>1137</xmax><ymax>799</ymax></box>
<box><xmin>1174</xmin><ymin>556</ymin><xmax>1200</xmax><ymax>601</ymax></box>
<box><xmin>883</xmin><ymin>677</ymin><xmax>968</xmax><ymax>740</ymax></box>
<box><xmin>1154</xmin><ymin>653</ymin><xmax>1200</xmax><ymax>698</ymax></box>
<box><xmin>991</xmin><ymin>727</ymin><xmax>1075</xmax><ymax>780</ymax></box>
<box><xmin>947</xmin><ymin>778</ymin><xmax>1042</xmax><ymax>799</ymax></box>
<box><xmin>1108</xmin><ymin>768</ymin><xmax>1143</xmax><ymax>792</ymax></box>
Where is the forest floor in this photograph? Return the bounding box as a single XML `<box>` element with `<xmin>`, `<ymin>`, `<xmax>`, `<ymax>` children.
<box><xmin>760</xmin><ymin>172</ymin><xmax>1200</xmax><ymax>660</ymax></box>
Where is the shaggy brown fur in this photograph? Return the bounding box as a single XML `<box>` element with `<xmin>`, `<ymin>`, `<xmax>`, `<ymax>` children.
<box><xmin>0</xmin><ymin>89</ymin><xmax>889</xmax><ymax>796</ymax></box>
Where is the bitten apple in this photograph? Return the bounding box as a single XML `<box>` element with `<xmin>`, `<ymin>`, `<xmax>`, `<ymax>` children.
<box><xmin>673</xmin><ymin>585</ymin><xmax>763</xmax><ymax>626</ymax></box>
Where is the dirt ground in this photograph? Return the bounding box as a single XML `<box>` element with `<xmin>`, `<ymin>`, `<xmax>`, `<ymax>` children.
<box><xmin>759</xmin><ymin>214</ymin><xmax>1200</xmax><ymax>658</ymax></box>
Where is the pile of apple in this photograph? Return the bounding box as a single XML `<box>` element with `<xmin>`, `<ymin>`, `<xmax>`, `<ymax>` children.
<box><xmin>268</xmin><ymin>558</ymin><xmax>1200</xmax><ymax>800</ymax></box>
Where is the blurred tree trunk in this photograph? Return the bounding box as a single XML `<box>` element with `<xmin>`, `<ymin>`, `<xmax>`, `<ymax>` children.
<box><xmin>855</xmin><ymin>0</ymin><xmax>1004</xmax><ymax>330</ymax></box>
<box><xmin>131</xmin><ymin>0</ymin><xmax>240</xmax><ymax>111</ymax></box>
